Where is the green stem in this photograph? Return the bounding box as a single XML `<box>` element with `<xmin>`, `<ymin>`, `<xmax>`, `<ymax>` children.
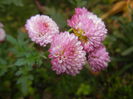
<box><xmin>67</xmin><ymin>28</ymin><xmax>73</xmax><ymax>32</ymax></box>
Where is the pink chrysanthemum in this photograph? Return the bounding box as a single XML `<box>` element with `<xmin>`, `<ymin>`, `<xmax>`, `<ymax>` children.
<box><xmin>25</xmin><ymin>14</ymin><xmax>59</xmax><ymax>46</ymax></box>
<box><xmin>75</xmin><ymin>7</ymin><xmax>88</xmax><ymax>15</ymax></box>
<box><xmin>0</xmin><ymin>23</ymin><xmax>6</xmax><ymax>42</ymax></box>
<box><xmin>49</xmin><ymin>32</ymin><xmax>86</xmax><ymax>75</ymax></box>
<box><xmin>67</xmin><ymin>7</ymin><xmax>107</xmax><ymax>52</ymax></box>
<box><xmin>88</xmin><ymin>45</ymin><xmax>110</xmax><ymax>72</ymax></box>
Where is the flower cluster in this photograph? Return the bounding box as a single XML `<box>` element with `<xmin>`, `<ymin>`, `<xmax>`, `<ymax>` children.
<box><xmin>67</xmin><ymin>8</ymin><xmax>107</xmax><ymax>52</ymax></box>
<box><xmin>67</xmin><ymin>8</ymin><xmax>110</xmax><ymax>72</ymax></box>
<box><xmin>25</xmin><ymin>7</ymin><xmax>110</xmax><ymax>75</ymax></box>
<box><xmin>0</xmin><ymin>22</ymin><xmax>6</xmax><ymax>42</ymax></box>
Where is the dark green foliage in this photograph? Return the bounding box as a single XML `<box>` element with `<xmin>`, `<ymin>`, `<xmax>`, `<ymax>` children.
<box><xmin>0</xmin><ymin>0</ymin><xmax>133</xmax><ymax>99</ymax></box>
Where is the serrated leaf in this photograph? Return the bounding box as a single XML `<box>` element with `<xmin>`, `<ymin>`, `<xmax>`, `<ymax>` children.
<box><xmin>7</xmin><ymin>35</ymin><xmax>18</xmax><ymax>45</ymax></box>
<box><xmin>15</xmin><ymin>58</ymin><xmax>27</xmax><ymax>66</ymax></box>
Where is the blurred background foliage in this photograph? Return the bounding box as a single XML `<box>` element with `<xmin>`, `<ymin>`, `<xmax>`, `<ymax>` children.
<box><xmin>0</xmin><ymin>0</ymin><xmax>133</xmax><ymax>99</ymax></box>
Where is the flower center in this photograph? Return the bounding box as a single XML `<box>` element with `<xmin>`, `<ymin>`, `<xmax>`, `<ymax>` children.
<box><xmin>73</xmin><ymin>29</ymin><xmax>88</xmax><ymax>42</ymax></box>
<box><xmin>37</xmin><ymin>21</ymin><xmax>49</xmax><ymax>37</ymax></box>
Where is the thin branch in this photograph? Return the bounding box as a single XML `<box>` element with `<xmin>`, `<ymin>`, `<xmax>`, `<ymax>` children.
<box><xmin>34</xmin><ymin>0</ymin><xmax>45</xmax><ymax>14</ymax></box>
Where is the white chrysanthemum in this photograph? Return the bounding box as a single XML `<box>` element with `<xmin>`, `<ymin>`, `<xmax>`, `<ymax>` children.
<box><xmin>25</xmin><ymin>14</ymin><xmax>59</xmax><ymax>46</ymax></box>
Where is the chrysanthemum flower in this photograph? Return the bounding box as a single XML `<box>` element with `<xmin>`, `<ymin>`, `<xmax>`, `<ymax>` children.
<box><xmin>75</xmin><ymin>7</ymin><xmax>88</xmax><ymax>15</ymax></box>
<box><xmin>88</xmin><ymin>45</ymin><xmax>110</xmax><ymax>72</ymax></box>
<box><xmin>0</xmin><ymin>23</ymin><xmax>6</xmax><ymax>42</ymax></box>
<box><xmin>25</xmin><ymin>14</ymin><xmax>59</xmax><ymax>46</ymax></box>
<box><xmin>49</xmin><ymin>32</ymin><xmax>86</xmax><ymax>75</ymax></box>
<box><xmin>67</xmin><ymin>8</ymin><xmax>107</xmax><ymax>52</ymax></box>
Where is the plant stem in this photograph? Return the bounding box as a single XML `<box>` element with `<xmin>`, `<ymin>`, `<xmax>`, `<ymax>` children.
<box><xmin>67</xmin><ymin>28</ymin><xmax>73</xmax><ymax>32</ymax></box>
<box><xmin>34</xmin><ymin>0</ymin><xmax>45</xmax><ymax>14</ymax></box>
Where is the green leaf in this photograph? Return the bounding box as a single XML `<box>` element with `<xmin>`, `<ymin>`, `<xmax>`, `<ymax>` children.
<box><xmin>17</xmin><ymin>75</ymin><xmax>33</xmax><ymax>95</ymax></box>
<box><xmin>0</xmin><ymin>0</ymin><xmax>23</xmax><ymax>6</ymax></box>
<box><xmin>15</xmin><ymin>58</ymin><xmax>27</xmax><ymax>66</ymax></box>
<box><xmin>76</xmin><ymin>83</ymin><xmax>92</xmax><ymax>96</ymax></box>
<box><xmin>68</xmin><ymin>0</ymin><xmax>87</xmax><ymax>7</ymax></box>
<box><xmin>122</xmin><ymin>46</ymin><xmax>133</xmax><ymax>56</ymax></box>
<box><xmin>7</xmin><ymin>35</ymin><xmax>18</xmax><ymax>45</ymax></box>
<box><xmin>45</xmin><ymin>7</ymin><xmax>66</xmax><ymax>29</ymax></box>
